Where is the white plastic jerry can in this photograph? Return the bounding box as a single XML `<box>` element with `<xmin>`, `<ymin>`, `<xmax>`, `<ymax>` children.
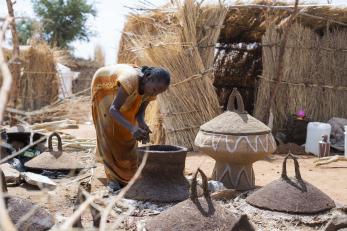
<box><xmin>305</xmin><ymin>122</ymin><xmax>331</xmax><ymax>156</ymax></box>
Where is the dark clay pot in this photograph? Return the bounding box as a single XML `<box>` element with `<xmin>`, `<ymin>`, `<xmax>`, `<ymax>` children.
<box><xmin>125</xmin><ymin>145</ymin><xmax>190</xmax><ymax>202</ymax></box>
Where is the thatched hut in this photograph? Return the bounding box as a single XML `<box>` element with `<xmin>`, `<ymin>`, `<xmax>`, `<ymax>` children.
<box><xmin>254</xmin><ymin>23</ymin><xmax>347</xmax><ymax>129</ymax></box>
<box><xmin>53</xmin><ymin>50</ymin><xmax>102</xmax><ymax>96</ymax></box>
<box><xmin>118</xmin><ymin>1</ymin><xmax>347</xmax><ymax>146</ymax></box>
<box><xmin>70</xmin><ymin>58</ymin><xmax>101</xmax><ymax>95</ymax></box>
<box><xmin>3</xmin><ymin>41</ymin><xmax>59</xmax><ymax>111</ymax></box>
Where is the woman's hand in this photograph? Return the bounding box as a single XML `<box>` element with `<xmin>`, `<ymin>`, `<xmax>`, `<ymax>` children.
<box><xmin>138</xmin><ymin>120</ymin><xmax>152</xmax><ymax>134</ymax></box>
<box><xmin>137</xmin><ymin>121</ymin><xmax>151</xmax><ymax>144</ymax></box>
<box><xmin>131</xmin><ymin>126</ymin><xmax>148</xmax><ymax>141</ymax></box>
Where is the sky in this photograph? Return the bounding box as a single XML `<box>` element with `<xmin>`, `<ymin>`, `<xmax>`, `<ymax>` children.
<box><xmin>1</xmin><ymin>0</ymin><xmax>346</xmax><ymax>65</ymax></box>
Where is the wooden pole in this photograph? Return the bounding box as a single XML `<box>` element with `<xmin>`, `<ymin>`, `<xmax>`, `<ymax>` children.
<box><xmin>266</xmin><ymin>0</ymin><xmax>300</xmax><ymax>126</ymax></box>
<box><xmin>6</xmin><ymin>0</ymin><xmax>21</xmax><ymax>124</ymax></box>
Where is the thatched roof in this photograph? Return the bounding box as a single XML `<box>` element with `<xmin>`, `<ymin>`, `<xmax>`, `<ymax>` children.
<box><xmin>118</xmin><ymin>1</ymin><xmax>347</xmax><ymax>49</ymax></box>
<box><xmin>219</xmin><ymin>2</ymin><xmax>347</xmax><ymax>44</ymax></box>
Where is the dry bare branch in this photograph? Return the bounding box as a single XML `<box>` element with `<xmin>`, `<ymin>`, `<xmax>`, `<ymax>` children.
<box><xmin>0</xmin><ymin>16</ymin><xmax>17</xmax><ymax>231</ymax></box>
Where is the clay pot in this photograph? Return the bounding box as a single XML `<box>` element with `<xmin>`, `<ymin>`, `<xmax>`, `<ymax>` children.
<box><xmin>246</xmin><ymin>154</ymin><xmax>335</xmax><ymax>214</ymax></box>
<box><xmin>145</xmin><ymin>169</ymin><xmax>255</xmax><ymax>231</ymax></box>
<box><xmin>195</xmin><ymin>88</ymin><xmax>276</xmax><ymax>190</ymax></box>
<box><xmin>25</xmin><ymin>132</ymin><xmax>84</xmax><ymax>171</ymax></box>
<box><xmin>125</xmin><ymin>145</ymin><xmax>190</xmax><ymax>202</ymax></box>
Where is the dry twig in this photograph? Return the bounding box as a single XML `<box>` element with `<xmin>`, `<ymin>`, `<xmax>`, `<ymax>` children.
<box><xmin>0</xmin><ymin>16</ymin><xmax>17</xmax><ymax>231</ymax></box>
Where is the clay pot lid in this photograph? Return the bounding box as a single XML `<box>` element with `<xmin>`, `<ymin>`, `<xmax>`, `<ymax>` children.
<box><xmin>145</xmin><ymin>169</ymin><xmax>255</xmax><ymax>231</ymax></box>
<box><xmin>200</xmin><ymin>88</ymin><xmax>270</xmax><ymax>135</ymax></box>
<box><xmin>6</xmin><ymin>197</ymin><xmax>55</xmax><ymax>231</ymax></box>
<box><xmin>0</xmin><ymin>169</ymin><xmax>55</xmax><ymax>231</ymax></box>
<box><xmin>25</xmin><ymin>132</ymin><xmax>84</xmax><ymax>171</ymax></box>
<box><xmin>246</xmin><ymin>154</ymin><xmax>335</xmax><ymax>214</ymax></box>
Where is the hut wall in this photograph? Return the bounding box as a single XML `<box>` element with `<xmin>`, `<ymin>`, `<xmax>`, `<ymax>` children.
<box><xmin>71</xmin><ymin>63</ymin><xmax>100</xmax><ymax>96</ymax></box>
<box><xmin>254</xmin><ymin>23</ymin><xmax>347</xmax><ymax>130</ymax></box>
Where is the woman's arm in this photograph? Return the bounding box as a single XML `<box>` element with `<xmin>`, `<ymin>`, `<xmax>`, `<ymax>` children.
<box><xmin>109</xmin><ymin>86</ymin><xmax>147</xmax><ymax>140</ymax></box>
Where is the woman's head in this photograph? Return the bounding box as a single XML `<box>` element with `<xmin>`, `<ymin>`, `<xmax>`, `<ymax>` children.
<box><xmin>141</xmin><ymin>66</ymin><xmax>171</xmax><ymax>96</ymax></box>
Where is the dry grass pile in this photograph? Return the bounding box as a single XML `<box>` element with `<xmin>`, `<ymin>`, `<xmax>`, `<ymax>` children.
<box><xmin>18</xmin><ymin>42</ymin><xmax>59</xmax><ymax>111</ymax></box>
<box><xmin>6</xmin><ymin>94</ymin><xmax>91</xmax><ymax>124</ymax></box>
<box><xmin>254</xmin><ymin>23</ymin><xmax>347</xmax><ymax>130</ymax></box>
<box><xmin>123</xmin><ymin>0</ymin><xmax>226</xmax><ymax>148</ymax></box>
<box><xmin>117</xmin><ymin>8</ymin><xmax>176</xmax><ymax>64</ymax></box>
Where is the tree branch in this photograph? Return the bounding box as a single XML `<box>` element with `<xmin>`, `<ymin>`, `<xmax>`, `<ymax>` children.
<box><xmin>0</xmin><ymin>16</ymin><xmax>17</xmax><ymax>231</ymax></box>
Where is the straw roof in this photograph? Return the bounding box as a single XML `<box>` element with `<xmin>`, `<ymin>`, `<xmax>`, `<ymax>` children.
<box><xmin>219</xmin><ymin>2</ymin><xmax>347</xmax><ymax>44</ymax></box>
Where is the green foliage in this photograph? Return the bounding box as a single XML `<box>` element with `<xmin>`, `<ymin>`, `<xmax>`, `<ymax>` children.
<box><xmin>16</xmin><ymin>19</ymin><xmax>35</xmax><ymax>45</ymax></box>
<box><xmin>32</xmin><ymin>0</ymin><xmax>96</xmax><ymax>48</ymax></box>
<box><xmin>16</xmin><ymin>18</ymin><xmax>43</xmax><ymax>45</ymax></box>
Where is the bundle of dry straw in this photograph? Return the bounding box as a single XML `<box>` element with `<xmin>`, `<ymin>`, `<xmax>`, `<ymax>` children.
<box><xmin>6</xmin><ymin>94</ymin><xmax>91</xmax><ymax>124</ymax></box>
<box><xmin>122</xmin><ymin>0</ymin><xmax>227</xmax><ymax>148</ymax></box>
<box><xmin>18</xmin><ymin>41</ymin><xmax>59</xmax><ymax>111</ymax></box>
<box><xmin>254</xmin><ymin>23</ymin><xmax>347</xmax><ymax>130</ymax></box>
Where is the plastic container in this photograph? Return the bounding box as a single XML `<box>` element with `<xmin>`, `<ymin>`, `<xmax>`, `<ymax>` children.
<box><xmin>305</xmin><ymin>122</ymin><xmax>331</xmax><ymax>156</ymax></box>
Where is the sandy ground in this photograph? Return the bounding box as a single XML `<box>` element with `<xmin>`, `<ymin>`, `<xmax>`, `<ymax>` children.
<box><xmin>6</xmin><ymin>124</ymin><xmax>347</xmax><ymax>229</ymax></box>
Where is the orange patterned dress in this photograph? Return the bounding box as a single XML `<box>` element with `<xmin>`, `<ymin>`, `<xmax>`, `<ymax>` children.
<box><xmin>91</xmin><ymin>64</ymin><xmax>154</xmax><ymax>184</ymax></box>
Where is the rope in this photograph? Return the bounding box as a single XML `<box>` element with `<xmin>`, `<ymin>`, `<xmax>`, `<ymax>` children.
<box><xmin>166</xmin><ymin>126</ymin><xmax>200</xmax><ymax>134</ymax></box>
<box><xmin>171</xmin><ymin>68</ymin><xmax>214</xmax><ymax>87</ymax></box>
<box><xmin>161</xmin><ymin>110</ymin><xmax>200</xmax><ymax>117</ymax></box>
<box><xmin>22</xmin><ymin>71</ymin><xmax>57</xmax><ymax>75</ymax></box>
<box><xmin>262</xmin><ymin>43</ymin><xmax>347</xmax><ymax>52</ymax></box>
<box><xmin>258</xmin><ymin>75</ymin><xmax>347</xmax><ymax>91</ymax></box>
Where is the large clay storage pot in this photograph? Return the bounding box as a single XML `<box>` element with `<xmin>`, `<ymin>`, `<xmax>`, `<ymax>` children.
<box><xmin>246</xmin><ymin>154</ymin><xmax>335</xmax><ymax>214</ymax></box>
<box><xmin>194</xmin><ymin>88</ymin><xmax>276</xmax><ymax>190</ymax></box>
<box><xmin>125</xmin><ymin>145</ymin><xmax>190</xmax><ymax>202</ymax></box>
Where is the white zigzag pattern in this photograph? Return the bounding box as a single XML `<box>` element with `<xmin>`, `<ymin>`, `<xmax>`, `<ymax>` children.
<box><xmin>196</xmin><ymin>132</ymin><xmax>276</xmax><ymax>153</ymax></box>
